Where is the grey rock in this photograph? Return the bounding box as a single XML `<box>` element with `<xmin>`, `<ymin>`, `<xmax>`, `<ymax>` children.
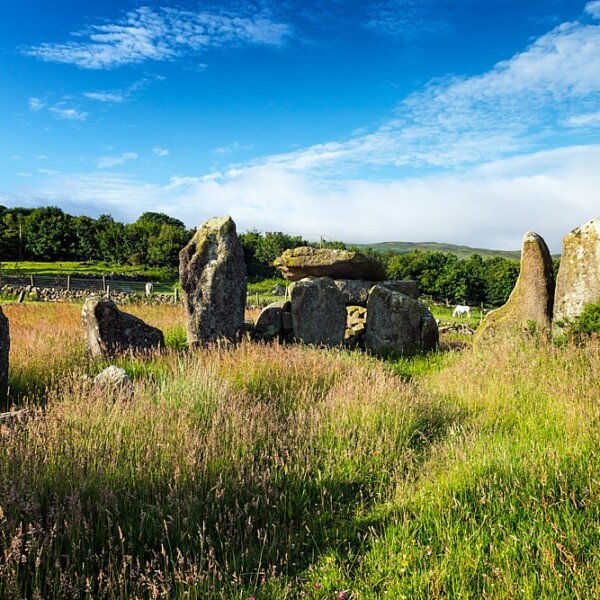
<box><xmin>365</xmin><ymin>286</ymin><xmax>438</xmax><ymax>356</ymax></box>
<box><xmin>254</xmin><ymin>301</ymin><xmax>291</xmax><ymax>340</ymax></box>
<box><xmin>477</xmin><ymin>231</ymin><xmax>555</xmax><ymax>340</ymax></box>
<box><xmin>274</xmin><ymin>247</ymin><xmax>386</xmax><ymax>281</ymax></box>
<box><xmin>271</xmin><ymin>284</ymin><xmax>287</xmax><ymax>296</ymax></box>
<box><xmin>553</xmin><ymin>217</ymin><xmax>600</xmax><ymax>324</ymax></box>
<box><xmin>82</xmin><ymin>296</ymin><xmax>165</xmax><ymax>358</ymax></box>
<box><xmin>94</xmin><ymin>366</ymin><xmax>134</xmax><ymax>397</ymax></box>
<box><xmin>291</xmin><ymin>277</ymin><xmax>346</xmax><ymax>346</ymax></box>
<box><xmin>179</xmin><ymin>216</ymin><xmax>247</xmax><ymax>346</ymax></box>
<box><xmin>334</xmin><ymin>279</ymin><xmax>418</xmax><ymax>305</ymax></box>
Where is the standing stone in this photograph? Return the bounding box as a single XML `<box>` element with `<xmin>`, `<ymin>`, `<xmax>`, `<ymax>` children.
<box><xmin>82</xmin><ymin>297</ymin><xmax>165</xmax><ymax>358</ymax></box>
<box><xmin>290</xmin><ymin>277</ymin><xmax>346</xmax><ymax>346</ymax></box>
<box><xmin>0</xmin><ymin>307</ymin><xmax>9</xmax><ymax>402</ymax></box>
<box><xmin>274</xmin><ymin>247</ymin><xmax>387</xmax><ymax>281</ymax></box>
<box><xmin>476</xmin><ymin>231</ymin><xmax>555</xmax><ymax>340</ymax></box>
<box><xmin>553</xmin><ymin>217</ymin><xmax>600</xmax><ymax>324</ymax></box>
<box><xmin>365</xmin><ymin>286</ymin><xmax>438</xmax><ymax>356</ymax></box>
<box><xmin>179</xmin><ymin>216</ymin><xmax>247</xmax><ymax>346</ymax></box>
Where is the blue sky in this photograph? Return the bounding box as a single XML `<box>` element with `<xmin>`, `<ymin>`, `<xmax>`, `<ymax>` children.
<box><xmin>1</xmin><ymin>0</ymin><xmax>599</xmax><ymax>252</ymax></box>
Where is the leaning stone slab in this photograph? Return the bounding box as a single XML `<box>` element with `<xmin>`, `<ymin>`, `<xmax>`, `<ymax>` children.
<box><xmin>0</xmin><ymin>307</ymin><xmax>9</xmax><ymax>402</ymax></box>
<box><xmin>553</xmin><ymin>216</ymin><xmax>600</xmax><ymax>325</ymax></box>
<box><xmin>334</xmin><ymin>279</ymin><xmax>418</xmax><ymax>305</ymax></box>
<box><xmin>290</xmin><ymin>277</ymin><xmax>347</xmax><ymax>346</ymax></box>
<box><xmin>365</xmin><ymin>286</ymin><xmax>438</xmax><ymax>356</ymax></box>
<box><xmin>179</xmin><ymin>216</ymin><xmax>247</xmax><ymax>346</ymax></box>
<box><xmin>477</xmin><ymin>231</ymin><xmax>555</xmax><ymax>340</ymax></box>
<box><xmin>274</xmin><ymin>247</ymin><xmax>386</xmax><ymax>281</ymax></box>
<box><xmin>82</xmin><ymin>297</ymin><xmax>164</xmax><ymax>358</ymax></box>
<box><xmin>254</xmin><ymin>301</ymin><xmax>291</xmax><ymax>340</ymax></box>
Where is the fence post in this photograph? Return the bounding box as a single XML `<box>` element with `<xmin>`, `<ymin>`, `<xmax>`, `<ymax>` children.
<box><xmin>173</xmin><ymin>288</ymin><xmax>179</xmax><ymax>304</ymax></box>
<box><xmin>67</xmin><ymin>275</ymin><xmax>71</xmax><ymax>292</ymax></box>
<box><xmin>106</xmin><ymin>285</ymin><xmax>111</xmax><ymax>299</ymax></box>
<box><xmin>30</xmin><ymin>275</ymin><xmax>34</xmax><ymax>288</ymax></box>
<box><xmin>102</xmin><ymin>275</ymin><xmax>106</xmax><ymax>292</ymax></box>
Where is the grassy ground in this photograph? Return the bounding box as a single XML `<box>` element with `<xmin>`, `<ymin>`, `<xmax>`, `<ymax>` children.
<box><xmin>0</xmin><ymin>304</ymin><xmax>598</xmax><ymax>598</ymax></box>
<box><xmin>0</xmin><ymin>261</ymin><xmax>177</xmax><ymax>282</ymax></box>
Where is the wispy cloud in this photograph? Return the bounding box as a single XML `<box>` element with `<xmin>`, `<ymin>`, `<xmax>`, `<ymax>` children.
<box><xmin>364</xmin><ymin>0</ymin><xmax>451</xmax><ymax>40</ymax></box>
<box><xmin>28</xmin><ymin>97</ymin><xmax>44</xmax><ymax>111</ymax></box>
<box><xmin>48</xmin><ymin>106</ymin><xmax>89</xmax><ymax>121</ymax></box>
<box><xmin>234</xmin><ymin>6</ymin><xmax>600</xmax><ymax>176</ymax></box>
<box><xmin>212</xmin><ymin>141</ymin><xmax>255</xmax><ymax>156</ymax></box>
<box><xmin>83</xmin><ymin>91</ymin><xmax>125</xmax><ymax>103</ymax></box>
<box><xmin>152</xmin><ymin>147</ymin><xmax>169</xmax><ymax>157</ymax></box>
<box><xmin>97</xmin><ymin>152</ymin><xmax>138</xmax><ymax>168</ymax></box>
<box><xmin>24</xmin><ymin>6</ymin><xmax>291</xmax><ymax>69</ymax></box>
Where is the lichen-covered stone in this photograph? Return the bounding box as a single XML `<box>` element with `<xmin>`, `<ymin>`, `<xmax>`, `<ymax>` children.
<box><xmin>94</xmin><ymin>365</ymin><xmax>135</xmax><ymax>397</ymax></box>
<box><xmin>553</xmin><ymin>217</ymin><xmax>600</xmax><ymax>324</ymax></box>
<box><xmin>274</xmin><ymin>247</ymin><xmax>386</xmax><ymax>281</ymax></box>
<box><xmin>179</xmin><ymin>216</ymin><xmax>247</xmax><ymax>346</ymax></box>
<box><xmin>82</xmin><ymin>297</ymin><xmax>165</xmax><ymax>358</ymax></box>
<box><xmin>290</xmin><ymin>277</ymin><xmax>346</xmax><ymax>346</ymax></box>
<box><xmin>365</xmin><ymin>286</ymin><xmax>438</xmax><ymax>356</ymax></box>
<box><xmin>476</xmin><ymin>231</ymin><xmax>555</xmax><ymax>340</ymax></box>
<box><xmin>0</xmin><ymin>307</ymin><xmax>9</xmax><ymax>402</ymax></box>
<box><xmin>333</xmin><ymin>279</ymin><xmax>418</xmax><ymax>305</ymax></box>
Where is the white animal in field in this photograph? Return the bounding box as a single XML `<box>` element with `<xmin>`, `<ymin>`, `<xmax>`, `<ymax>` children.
<box><xmin>453</xmin><ymin>304</ymin><xmax>471</xmax><ymax>318</ymax></box>
<box><xmin>145</xmin><ymin>282</ymin><xmax>154</xmax><ymax>296</ymax></box>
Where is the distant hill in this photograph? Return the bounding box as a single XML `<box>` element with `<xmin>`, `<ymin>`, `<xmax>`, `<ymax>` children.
<box><xmin>353</xmin><ymin>241</ymin><xmax>522</xmax><ymax>261</ymax></box>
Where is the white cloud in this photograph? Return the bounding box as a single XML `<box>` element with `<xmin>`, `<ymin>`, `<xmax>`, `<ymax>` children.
<box><xmin>97</xmin><ymin>152</ymin><xmax>138</xmax><ymax>168</ymax></box>
<box><xmin>586</xmin><ymin>1</ymin><xmax>600</xmax><ymax>19</ymax></box>
<box><xmin>566</xmin><ymin>110</ymin><xmax>600</xmax><ymax>126</ymax></box>
<box><xmin>24</xmin><ymin>6</ymin><xmax>291</xmax><ymax>69</ymax></box>
<box><xmin>83</xmin><ymin>91</ymin><xmax>125</xmax><ymax>103</ymax></box>
<box><xmin>28</xmin><ymin>97</ymin><xmax>44</xmax><ymax>111</ymax></box>
<box><xmin>38</xmin><ymin>168</ymin><xmax>59</xmax><ymax>175</ymax></box>
<box><xmin>17</xmin><ymin>172</ymin><xmax>32</xmax><ymax>177</ymax></box>
<box><xmin>152</xmin><ymin>147</ymin><xmax>169</xmax><ymax>156</ymax></box>
<box><xmin>236</xmin><ymin>9</ymin><xmax>600</xmax><ymax>177</ymax></box>
<box><xmin>34</xmin><ymin>144</ymin><xmax>600</xmax><ymax>253</ymax></box>
<box><xmin>48</xmin><ymin>106</ymin><xmax>89</xmax><ymax>121</ymax></box>
<box><xmin>212</xmin><ymin>141</ymin><xmax>254</xmax><ymax>156</ymax></box>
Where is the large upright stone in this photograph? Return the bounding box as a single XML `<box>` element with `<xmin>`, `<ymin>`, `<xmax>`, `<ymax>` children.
<box><xmin>179</xmin><ymin>216</ymin><xmax>247</xmax><ymax>346</ymax></box>
<box><xmin>553</xmin><ymin>217</ymin><xmax>600</xmax><ymax>324</ymax></box>
<box><xmin>476</xmin><ymin>231</ymin><xmax>555</xmax><ymax>339</ymax></box>
<box><xmin>290</xmin><ymin>277</ymin><xmax>346</xmax><ymax>346</ymax></box>
<box><xmin>0</xmin><ymin>307</ymin><xmax>9</xmax><ymax>401</ymax></box>
<box><xmin>82</xmin><ymin>297</ymin><xmax>165</xmax><ymax>358</ymax></box>
<box><xmin>364</xmin><ymin>286</ymin><xmax>438</xmax><ymax>356</ymax></box>
<box><xmin>274</xmin><ymin>247</ymin><xmax>386</xmax><ymax>281</ymax></box>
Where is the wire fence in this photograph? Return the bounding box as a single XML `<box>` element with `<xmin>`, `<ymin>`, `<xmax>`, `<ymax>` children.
<box><xmin>0</xmin><ymin>275</ymin><xmax>176</xmax><ymax>295</ymax></box>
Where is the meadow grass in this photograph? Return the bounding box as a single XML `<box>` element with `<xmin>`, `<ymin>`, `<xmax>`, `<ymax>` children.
<box><xmin>0</xmin><ymin>304</ymin><xmax>598</xmax><ymax>598</ymax></box>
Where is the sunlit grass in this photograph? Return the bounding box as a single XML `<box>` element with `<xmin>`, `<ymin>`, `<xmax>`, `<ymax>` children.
<box><xmin>0</xmin><ymin>304</ymin><xmax>598</xmax><ymax>598</ymax></box>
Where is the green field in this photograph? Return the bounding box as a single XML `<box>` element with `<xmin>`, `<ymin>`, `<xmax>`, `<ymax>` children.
<box><xmin>0</xmin><ymin>303</ymin><xmax>598</xmax><ymax>598</ymax></box>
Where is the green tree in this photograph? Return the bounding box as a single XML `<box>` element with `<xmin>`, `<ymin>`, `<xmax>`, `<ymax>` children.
<box><xmin>96</xmin><ymin>215</ymin><xmax>128</xmax><ymax>264</ymax></box>
<box><xmin>24</xmin><ymin>206</ymin><xmax>76</xmax><ymax>260</ymax></box>
<box><xmin>239</xmin><ymin>231</ymin><xmax>307</xmax><ymax>279</ymax></box>
<box><xmin>146</xmin><ymin>224</ymin><xmax>190</xmax><ymax>267</ymax></box>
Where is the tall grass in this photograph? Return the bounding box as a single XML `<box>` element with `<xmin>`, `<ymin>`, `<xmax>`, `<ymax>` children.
<box><xmin>0</xmin><ymin>304</ymin><xmax>599</xmax><ymax>598</ymax></box>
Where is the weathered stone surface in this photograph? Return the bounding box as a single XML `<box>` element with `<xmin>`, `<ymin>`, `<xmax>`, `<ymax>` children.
<box><xmin>419</xmin><ymin>302</ymin><xmax>440</xmax><ymax>352</ymax></box>
<box><xmin>334</xmin><ymin>279</ymin><xmax>418</xmax><ymax>305</ymax></box>
<box><xmin>271</xmin><ymin>284</ymin><xmax>287</xmax><ymax>296</ymax></box>
<box><xmin>0</xmin><ymin>307</ymin><xmax>9</xmax><ymax>401</ymax></box>
<box><xmin>254</xmin><ymin>301</ymin><xmax>291</xmax><ymax>340</ymax></box>
<box><xmin>364</xmin><ymin>286</ymin><xmax>438</xmax><ymax>356</ymax></box>
<box><xmin>94</xmin><ymin>366</ymin><xmax>135</xmax><ymax>397</ymax></box>
<box><xmin>82</xmin><ymin>297</ymin><xmax>165</xmax><ymax>358</ymax></box>
<box><xmin>553</xmin><ymin>217</ymin><xmax>600</xmax><ymax>324</ymax></box>
<box><xmin>476</xmin><ymin>231</ymin><xmax>555</xmax><ymax>340</ymax></box>
<box><xmin>179</xmin><ymin>216</ymin><xmax>247</xmax><ymax>345</ymax></box>
<box><xmin>274</xmin><ymin>247</ymin><xmax>386</xmax><ymax>281</ymax></box>
<box><xmin>290</xmin><ymin>277</ymin><xmax>346</xmax><ymax>346</ymax></box>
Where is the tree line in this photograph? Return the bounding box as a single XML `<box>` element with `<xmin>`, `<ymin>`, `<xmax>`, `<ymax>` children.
<box><xmin>0</xmin><ymin>205</ymin><xmax>527</xmax><ymax>306</ymax></box>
